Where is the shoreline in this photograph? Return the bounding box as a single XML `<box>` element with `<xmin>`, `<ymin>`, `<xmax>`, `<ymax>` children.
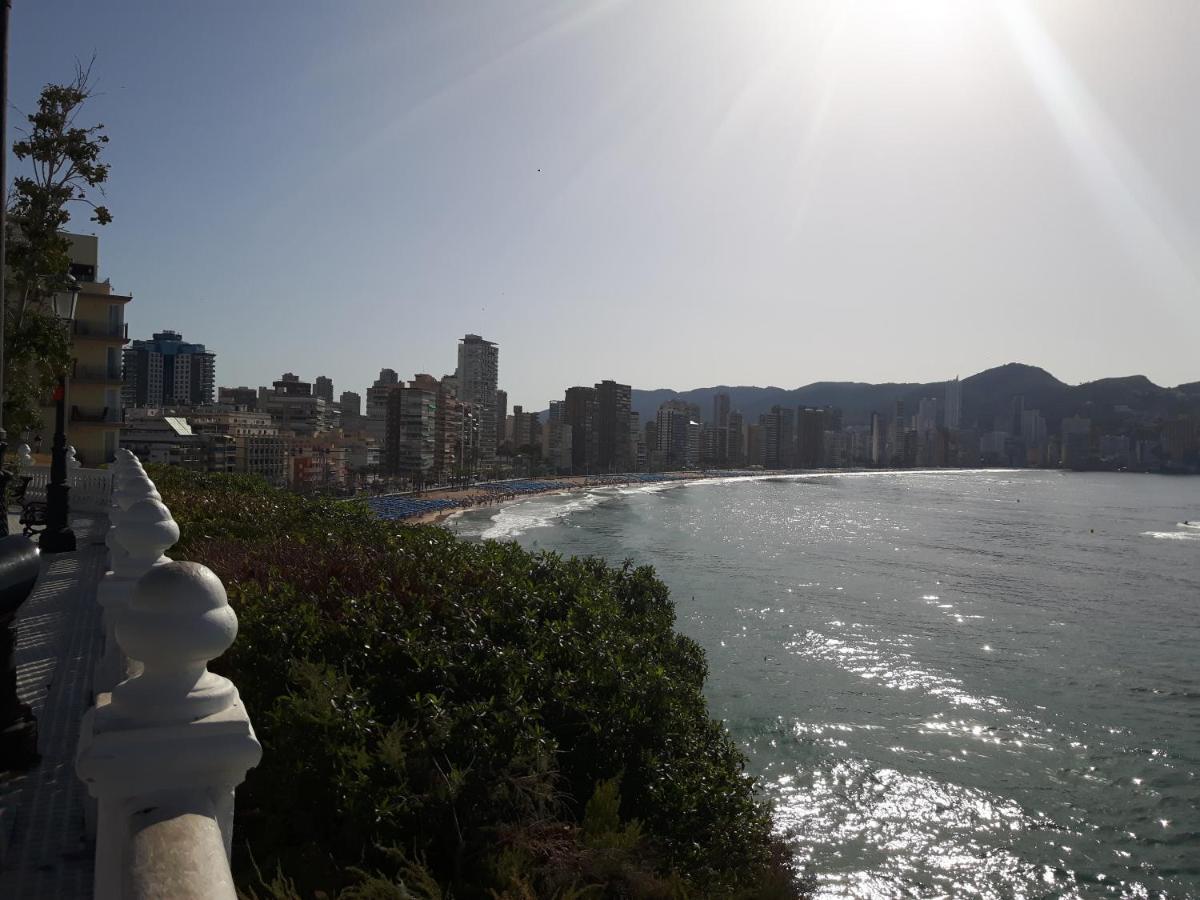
<box><xmin>380</xmin><ymin>466</ymin><xmax>1028</xmax><ymax>528</ymax></box>
<box><xmin>400</xmin><ymin>473</ymin><xmax>707</xmax><ymax>526</ymax></box>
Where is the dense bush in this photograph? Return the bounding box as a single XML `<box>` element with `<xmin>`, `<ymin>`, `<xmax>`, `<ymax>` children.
<box><xmin>150</xmin><ymin>467</ymin><xmax>802</xmax><ymax>898</ymax></box>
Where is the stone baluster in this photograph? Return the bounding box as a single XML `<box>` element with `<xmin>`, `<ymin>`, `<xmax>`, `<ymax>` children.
<box><xmin>105</xmin><ymin>464</ymin><xmax>161</xmax><ymax>563</ymax></box>
<box><xmin>77</xmin><ymin>561</ymin><xmax>261</xmax><ymax>900</ymax></box>
<box><xmin>105</xmin><ymin>451</ymin><xmax>142</xmax><ymax>557</ymax></box>
<box><xmin>96</xmin><ymin>490</ymin><xmax>177</xmax><ymax>695</ymax></box>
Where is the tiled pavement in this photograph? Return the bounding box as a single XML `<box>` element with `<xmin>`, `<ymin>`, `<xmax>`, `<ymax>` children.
<box><xmin>0</xmin><ymin>515</ymin><xmax>108</xmax><ymax>899</ymax></box>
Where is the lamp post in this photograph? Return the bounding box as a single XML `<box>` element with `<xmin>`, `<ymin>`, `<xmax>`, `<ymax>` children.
<box><xmin>39</xmin><ymin>277</ymin><xmax>80</xmax><ymax>554</ymax></box>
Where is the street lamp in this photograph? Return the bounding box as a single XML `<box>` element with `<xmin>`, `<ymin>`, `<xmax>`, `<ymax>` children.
<box><xmin>39</xmin><ymin>276</ymin><xmax>80</xmax><ymax>554</ymax></box>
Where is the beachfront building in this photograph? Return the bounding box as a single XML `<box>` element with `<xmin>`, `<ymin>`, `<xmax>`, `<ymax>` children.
<box><xmin>564</xmin><ymin>386</ymin><xmax>599</xmax><ymax>474</ymax></box>
<box><xmin>1060</xmin><ymin>416</ymin><xmax>1093</xmax><ymax>468</ymax></box>
<box><xmin>287</xmin><ymin>434</ymin><xmax>349</xmax><ymax>491</ymax></box>
<box><xmin>594</xmin><ymin>380</ymin><xmax>633</xmax><ymax>473</ymax></box>
<box><xmin>797</xmin><ymin>408</ymin><xmax>826</xmax><ymax>468</ymax></box>
<box><xmin>727</xmin><ymin>411</ymin><xmax>745</xmax><ymax>465</ymax></box>
<box><xmin>384</xmin><ymin>382</ymin><xmax>437</xmax><ymax>483</ymax></box>
<box><xmin>945</xmin><ymin>376</ymin><xmax>962</xmax><ymax>430</ymax></box>
<box><xmin>655</xmin><ymin>404</ymin><xmax>697</xmax><ymax>469</ymax></box>
<box><xmin>760</xmin><ymin>405</ymin><xmax>795</xmax><ymax>469</ymax></box>
<box><xmin>456</xmin><ymin>334</ymin><xmax>499</xmax><ymax>464</ymax></box>
<box><xmin>542</xmin><ymin>400</ymin><xmax>573</xmax><ymax>474</ymax></box>
<box><xmin>366</xmin><ymin>368</ymin><xmax>399</xmax><ymax>444</ymax></box>
<box><xmin>495</xmin><ymin>389</ymin><xmax>508</xmax><ymax>453</ymax></box>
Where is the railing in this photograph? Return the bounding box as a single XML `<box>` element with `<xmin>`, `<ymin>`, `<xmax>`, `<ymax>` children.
<box><xmin>17</xmin><ymin>457</ymin><xmax>114</xmax><ymax>513</ymax></box>
<box><xmin>73</xmin><ymin>320</ymin><xmax>129</xmax><ymax>340</ymax></box>
<box><xmin>72</xmin><ymin>362</ymin><xmax>124</xmax><ymax>383</ymax></box>
<box><xmin>77</xmin><ymin>451</ymin><xmax>260</xmax><ymax>900</ymax></box>
<box><xmin>71</xmin><ymin>405</ymin><xmax>121</xmax><ymax>424</ymax></box>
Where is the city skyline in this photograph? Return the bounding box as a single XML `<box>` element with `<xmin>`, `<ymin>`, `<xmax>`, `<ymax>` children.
<box><xmin>12</xmin><ymin>2</ymin><xmax>1200</xmax><ymax>409</ymax></box>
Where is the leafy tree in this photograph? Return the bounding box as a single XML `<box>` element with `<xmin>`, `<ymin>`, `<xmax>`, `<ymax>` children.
<box><xmin>3</xmin><ymin>61</ymin><xmax>111</xmax><ymax>435</ymax></box>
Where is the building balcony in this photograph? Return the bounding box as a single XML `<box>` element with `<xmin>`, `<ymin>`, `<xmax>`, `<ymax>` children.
<box><xmin>72</xmin><ymin>361</ymin><xmax>124</xmax><ymax>384</ymax></box>
<box><xmin>73</xmin><ymin>320</ymin><xmax>129</xmax><ymax>342</ymax></box>
<box><xmin>71</xmin><ymin>405</ymin><xmax>121</xmax><ymax>425</ymax></box>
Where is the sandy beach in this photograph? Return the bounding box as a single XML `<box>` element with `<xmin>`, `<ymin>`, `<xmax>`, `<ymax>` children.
<box><xmin>376</xmin><ymin>472</ymin><xmax>741</xmax><ymax>526</ymax></box>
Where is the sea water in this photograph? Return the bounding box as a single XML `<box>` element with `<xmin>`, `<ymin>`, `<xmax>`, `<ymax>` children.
<box><xmin>452</xmin><ymin>470</ymin><xmax>1200</xmax><ymax>898</ymax></box>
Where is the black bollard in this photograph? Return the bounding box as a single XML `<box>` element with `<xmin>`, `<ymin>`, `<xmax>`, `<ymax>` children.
<box><xmin>0</xmin><ymin>534</ymin><xmax>41</xmax><ymax>770</ymax></box>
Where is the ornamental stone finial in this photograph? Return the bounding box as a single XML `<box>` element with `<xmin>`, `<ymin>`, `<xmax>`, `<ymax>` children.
<box><xmin>97</xmin><ymin>495</ymin><xmax>179</xmax><ymax>693</ymax></box>
<box><xmin>67</xmin><ymin>445</ymin><xmax>82</xmax><ymax>469</ymax></box>
<box><xmin>114</xmin><ymin>470</ymin><xmax>161</xmax><ymax>514</ymax></box>
<box><xmin>16</xmin><ymin>443</ymin><xmax>33</xmax><ymax>466</ymax></box>
<box><xmin>109</xmin><ymin>561</ymin><xmax>239</xmax><ymax>726</ymax></box>
<box><xmin>112</xmin><ymin>499</ymin><xmax>179</xmax><ymax>577</ymax></box>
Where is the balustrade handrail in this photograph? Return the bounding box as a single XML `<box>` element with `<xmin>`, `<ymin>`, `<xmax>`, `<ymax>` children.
<box><xmin>13</xmin><ymin>463</ymin><xmax>113</xmax><ymax>513</ymax></box>
<box><xmin>76</xmin><ymin>451</ymin><xmax>259</xmax><ymax>900</ymax></box>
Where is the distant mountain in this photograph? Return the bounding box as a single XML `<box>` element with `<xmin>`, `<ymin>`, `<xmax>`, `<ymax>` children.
<box><xmin>628</xmin><ymin>363</ymin><xmax>1200</xmax><ymax>431</ymax></box>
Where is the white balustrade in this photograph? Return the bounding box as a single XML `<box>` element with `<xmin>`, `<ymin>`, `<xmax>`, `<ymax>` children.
<box><xmin>77</xmin><ymin>474</ymin><xmax>259</xmax><ymax>900</ymax></box>
<box><xmin>16</xmin><ymin>463</ymin><xmax>114</xmax><ymax>513</ymax></box>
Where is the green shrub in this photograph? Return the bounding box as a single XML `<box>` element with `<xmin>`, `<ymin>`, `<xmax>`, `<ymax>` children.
<box><xmin>150</xmin><ymin>467</ymin><xmax>802</xmax><ymax>898</ymax></box>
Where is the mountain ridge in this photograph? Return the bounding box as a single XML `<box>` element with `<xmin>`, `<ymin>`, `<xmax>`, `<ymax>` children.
<box><xmin>624</xmin><ymin>363</ymin><xmax>1200</xmax><ymax>431</ymax></box>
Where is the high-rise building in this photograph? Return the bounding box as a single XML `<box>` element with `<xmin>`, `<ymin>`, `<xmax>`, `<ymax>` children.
<box><xmin>870</xmin><ymin>412</ymin><xmax>884</xmax><ymax>465</ymax></box>
<box><xmin>594</xmin><ymin>380</ymin><xmax>632</xmax><ymax>472</ymax></box>
<box><xmin>565</xmin><ymin>386</ymin><xmax>599</xmax><ymax>473</ymax></box>
<box><xmin>455</xmin><ymin>334</ymin><xmax>499</xmax><ymax>463</ymax></box>
<box><xmin>761</xmin><ymin>405</ymin><xmax>795</xmax><ymax>469</ymax></box>
<box><xmin>713</xmin><ymin>393</ymin><xmax>730</xmax><ymax>429</ymax></box>
<box><xmin>915</xmin><ymin>398</ymin><xmax>938</xmax><ymax>435</ymax></box>
<box><xmin>495</xmin><ymin>389</ymin><xmax>508</xmax><ymax>452</ymax></box>
<box><xmin>1060</xmin><ymin>416</ymin><xmax>1092</xmax><ymax>468</ymax></box>
<box><xmin>314</xmin><ymin>376</ymin><xmax>334</xmax><ymax>403</ymax></box>
<box><xmin>655</xmin><ymin>405</ymin><xmax>696</xmax><ymax>468</ymax></box>
<box><xmin>122</xmin><ymin>330</ymin><xmax>216</xmax><ymax>408</ymax></box>
<box><xmin>630</xmin><ymin>412</ymin><xmax>646</xmax><ymax>471</ymax></box>
<box><xmin>797</xmin><ymin>408</ymin><xmax>826</xmax><ymax>468</ymax></box>
<box><xmin>542</xmin><ymin>400</ymin><xmax>574</xmax><ymax>473</ymax></box>
<box><xmin>340</xmin><ymin>391</ymin><xmax>362</xmax><ymax>418</ymax></box>
<box><xmin>1009</xmin><ymin>395</ymin><xmax>1026</xmax><ymax>438</ymax></box>
<box><xmin>727</xmin><ymin>411</ymin><xmax>745</xmax><ymax>465</ymax></box>
<box><xmin>746</xmin><ymin>422</ymin><xmax>766</xmax><ymax>467</ymax></box>
<box><xmin>385</xmin><ymin>381</ymin><xmax>437</xmax><ymax>481</ymax></box>
<box><xmin>944</xmin><ymin>377</ymin><xmax>962</xmax><ymax>430</ymax></box>
<box><xmin>366</xmin><ymin>368</ymin><xmax>399</xmax><ymax>444</ymax></box>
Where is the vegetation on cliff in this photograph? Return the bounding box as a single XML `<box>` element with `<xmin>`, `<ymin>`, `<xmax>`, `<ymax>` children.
<box><xmin>151</xmin><ymin>467</ymin><xmax>803</xmax><ymax>898</ymax></box>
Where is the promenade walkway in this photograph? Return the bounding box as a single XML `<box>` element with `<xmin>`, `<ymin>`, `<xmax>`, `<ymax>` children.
<box><xmin>0</xmin><ymin>514</ymin><xmax>108</xmax><ymax>899</ymax></box>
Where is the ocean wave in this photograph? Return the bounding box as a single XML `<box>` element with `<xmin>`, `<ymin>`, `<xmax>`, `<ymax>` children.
<box><xmin>479</xmin><ymin>491</ymin><xmax>609</xmax><ymax>540</ymax></box>
<box><xmin>1142</xmin><ymin>530</ymin><xmax>1200</xmax><ymax>541</ymax></box>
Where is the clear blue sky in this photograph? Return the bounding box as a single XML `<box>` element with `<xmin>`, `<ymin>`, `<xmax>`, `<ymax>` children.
<box><xmin>11</xmin><ymin>1</ymin><xmax>1200</xmax><ymax>408</ymax></box>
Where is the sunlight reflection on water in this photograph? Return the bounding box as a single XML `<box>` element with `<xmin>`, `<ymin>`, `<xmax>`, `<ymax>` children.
<box><xmin>454</xmin><ymin>470</ymin><xmax>1200</xmax><ymax>897</ymax></box>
